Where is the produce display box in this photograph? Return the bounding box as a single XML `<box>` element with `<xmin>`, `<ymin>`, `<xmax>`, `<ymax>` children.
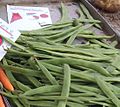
<box><xmin>0</xmin><ymin>0</ymin><xmax>120</xmax><ymax>107</ymax></box>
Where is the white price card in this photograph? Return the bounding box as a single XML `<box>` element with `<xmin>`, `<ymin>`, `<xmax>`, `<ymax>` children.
<box><xmin>7</xmin><ymin>5</ymin><xmax>52</xmax><ymax>31</ymax></box>
<box><xmin>0</xmin><ymin>18</ymin><xmax>21</xmax><ymax>61</ymax></box>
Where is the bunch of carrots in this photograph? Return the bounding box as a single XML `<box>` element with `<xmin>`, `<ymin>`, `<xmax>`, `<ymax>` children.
<box><xmin>0</xmin><ymin>67</ymin><xmax>14</xmax><ymax>107</ymax></box>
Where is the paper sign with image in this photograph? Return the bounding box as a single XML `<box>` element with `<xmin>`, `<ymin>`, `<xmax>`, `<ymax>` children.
<box><xmin>7</xmin><ymin>5</ymin><xmax>52</xmax><ymax>31</ymax></box>
<box><xmin>0</xmin><ymin>18</ymin><xmax>21</xmax><ymax>61</ymax></box>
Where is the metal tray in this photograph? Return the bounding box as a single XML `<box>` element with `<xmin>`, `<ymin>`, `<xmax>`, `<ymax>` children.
<box><xmin>87</xmin><ymin>0</ymin><xmax>120</xmax><ymax>39</ymax></box>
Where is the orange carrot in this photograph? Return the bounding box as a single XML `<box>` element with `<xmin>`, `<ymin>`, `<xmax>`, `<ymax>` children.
<box><xmin>0</xmin><ymin>68</ymin><xmax>14</xmax><ymax>91</ymax></box>
<box><xmin>0</xmin><ymin>95</ymin><xmax>5</xmax><ymax>107</ymax></box>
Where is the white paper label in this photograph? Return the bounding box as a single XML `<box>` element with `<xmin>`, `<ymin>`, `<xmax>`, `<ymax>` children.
<box><xmin>7</xmin><ymin>5</ymin><xmax>52</xmax><ymax>31</ymax></box>
<box><xmin>0</xmin><ymin>18</ymin><xmax>21</xmax><ymax>61</ymax></box>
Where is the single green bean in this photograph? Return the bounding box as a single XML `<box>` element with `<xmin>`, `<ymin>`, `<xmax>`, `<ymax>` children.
<box><xmin>2</xmin><ymin>58</ymin><xmax>16</xmax><ymax>82</ymax></box>
<box><xmin>26</xmin><ymin>101</ymin><xmax>57</xmax><ymax>107</ymax></box>
<box><xmin>66</xmin><ymin>31</ymin><xmax>79</xmax><ymax>45</ymax></box>
<box><xmin>58</xmin><ymin>2</ymin><xmax>70</xmax><ymax>23</ymax></box>
<box><xmin>88</xmin><ymin>101</ymin><xmax>112</xmax><ymax>106</ymax></box>
<box><xmin>21</xmin><ymin>95</ymin><xmax>66</xmax><ymax>100</ymax></box>
<box><xmin>35</xmin><ymin>58</ymin><xmax>59</xmax><ymax>85</ymax></box>
<box><xmin>71</xmin><ymin>84</ymin><xmax>101</xmax><ymax>93</ymax></box>
<box><xmin>77</xmin><ymin>34</ymin><xmax>112</xmax><ymax>39</ymax></box>
<box><xmin>79</xmin><ymin>96</ymin><xmax>109</xmax><ymax>101</ymax></box>
<box><xmin>58</xmin><ymin>64</ymin><xmax>71</xmax><ymax>107</ymax></box>
<box><xmin>21</xmin><ymin>30</ymin><xmax>62</xmax><ymax>36</ymax></box>
<box><xmin>70</xmin><ymin>84</ymin><xmax>96</xmax><ymax>93</ymax></box>
<box><xmin>89</xmin><ymin>39</ymin><xmax>112</xmax><ymax>49</ymax></box>
<box><xmin>42</xmin><ymin>23</ymin><xmax>72</xmax><ymax>31</ymax></box>
<box><xmin>23</xmin><ymin>85</ymin><xmax>61</xmax><ymax>96</ymax></box>
<box><xmin>76</xmin><ymin>8</ymin><xmax>86</xmax><ymax>19</ymax></box>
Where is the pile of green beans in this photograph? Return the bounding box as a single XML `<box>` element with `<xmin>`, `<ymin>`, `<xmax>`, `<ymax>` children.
<box><xmin>0</xmin><ymin>2</ymin><xmax>120</xmax><ymax>107</ymax></box>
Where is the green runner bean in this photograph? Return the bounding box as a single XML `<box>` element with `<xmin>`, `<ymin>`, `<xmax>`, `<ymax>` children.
<box><xmin>57</xmin><ymin>64</ymin><xmax>71</xmax><ymax>107</ymax></box>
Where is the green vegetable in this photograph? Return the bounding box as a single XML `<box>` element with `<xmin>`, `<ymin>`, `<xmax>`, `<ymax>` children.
<box><xmin>1</xmin><ymin>2</ymin><xmax>119</xmax><ymax>107</ymax></box>
<box><xmin>35</xmin><ymin>58</ymin><xmax>58</xmax><ymax>85</ymax></box>
<box><xmin>23</xmin><ymin>85</ymin><xmax>61</xmax><ymax>96</ymax></box>
<box><xmin>95</xmin><ymin>76</ymin><xmax>120</xmax><ymax>107</ymax></box>
<box><xmin>57</xmin><ymin>64</ymin><xmax>71</xmax><ymax>107</ymax></box>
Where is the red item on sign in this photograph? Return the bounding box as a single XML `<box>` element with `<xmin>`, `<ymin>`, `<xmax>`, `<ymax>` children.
<box><xmin>10</xmin><ymin>13</ymin><xmax>22</xmax><ymax>23</ymax></box>
<box><xmin>0</xmin><ymin>36</ymin><xmax>3</xmax><ymax>45</ymax></box>
<box><xmin>40</xmin><ymin>14</ymin><xmax>48</xmax><ymax>18</ymax></box>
